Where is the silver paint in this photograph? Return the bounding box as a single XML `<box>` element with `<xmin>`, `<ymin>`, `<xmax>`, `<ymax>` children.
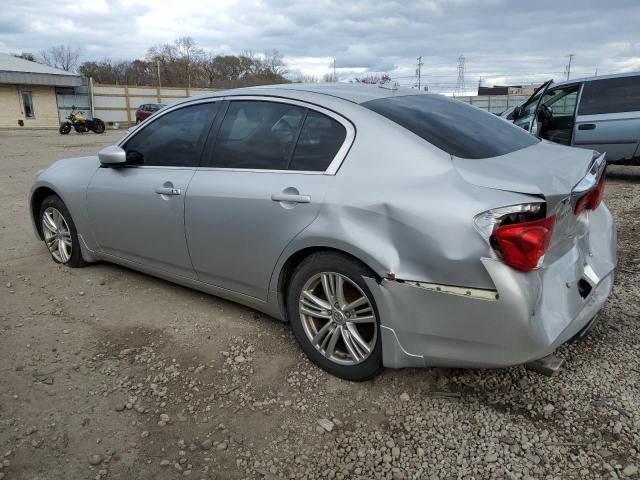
<box><xmin>29</xmin><ymin>83</ymin><xmax>617</xmax><ymax>371</ymax></box>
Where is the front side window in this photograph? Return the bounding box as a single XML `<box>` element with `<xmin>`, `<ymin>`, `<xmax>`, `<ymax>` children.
<box><xmin>209</xmin><ymin>101</ymin><xmax>305</xmax><ymax>170</ymax></box>
<box><xmin>579</xmin><ymin>76</ymin><xmax>640</xmax><ymax>115</ymax></box>
<box><xmin>539</xmin><ymin>86</ymin><xmax>579</xmax><ymax>116</ymax></box>
<box><xmin>363</xmin><ymin>95</ymin><xmax>538</xmax><ymax>159</ymax></box>
<box><xmin>21</xmin><ymin>91</ymin><xmax>34</xmax><ymax>118</ymax></box>
<box><xmin>124</xmin><ymin>102</ymin><xmax>218</xmax><ymax>167</ymax></box>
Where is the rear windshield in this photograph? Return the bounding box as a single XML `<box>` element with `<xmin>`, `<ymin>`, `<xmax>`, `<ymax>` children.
<box><xmin>362</xmin><ymin>94</ymin><xmax>539</xmax><ymax>159</ymax></box>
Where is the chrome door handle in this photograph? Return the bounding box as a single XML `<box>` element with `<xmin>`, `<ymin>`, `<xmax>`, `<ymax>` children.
<box><xmin>271</xmin><ymin>193</ymin><xmax>311</xmax><ymax>203</ymax></box>
<box><xmin>155</xmin><ymin>187</ymin><xmax>181</xmax><ymax>195</ymax></box>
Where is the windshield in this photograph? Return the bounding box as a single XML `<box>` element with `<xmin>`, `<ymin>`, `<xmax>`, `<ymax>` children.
<box><xmin>362</xmin><ymin>94</ymin><xmax>539</xmax><ymax>159</ymax></box>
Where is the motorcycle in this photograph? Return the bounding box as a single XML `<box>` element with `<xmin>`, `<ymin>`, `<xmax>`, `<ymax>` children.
<box><xmin>59</xmin><ymin>106</ymin><xmax>105</xmax><ymax>135</ymax></box>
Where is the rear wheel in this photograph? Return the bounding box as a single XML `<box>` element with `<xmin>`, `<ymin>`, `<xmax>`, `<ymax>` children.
<box><xmin>93</xmin><ymin>119</ymin><xmax>105</xmax><ymax>134</ymax></box>
<box><xmin>286</xmin><ymin>252</ymin><xmax>382</xmax><ymax>381</ymax></box>
<box><xmin>39</xmin><ymin>195</ymin><xmax>86</xmax><ymax>268</ymax></box>
<box><xmin>59</xmin><ymin>123</ymin><xmax>71</xmax><ymax>135</ymax></box>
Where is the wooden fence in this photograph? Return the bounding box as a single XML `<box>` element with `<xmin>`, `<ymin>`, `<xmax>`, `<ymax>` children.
<box><xmin>92</xmin><ymin>84</ymin><xmax>220</xmax><ymax>126</ymax></box>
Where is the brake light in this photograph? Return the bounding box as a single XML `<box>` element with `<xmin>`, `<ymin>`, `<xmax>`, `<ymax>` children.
<box><xmin>493</xmin><ymin>215</ymin><xmax>556</xmax><ymax>272</ymax></box>
<box><xmin>574</xmin><ymin>156</ymin><xmax>607</xmax><ymax>215</ymax></box>
<box><xmin>589</xmin><ymin>172</ymin><xmax>606</xmax><ymax>209</ymax></box>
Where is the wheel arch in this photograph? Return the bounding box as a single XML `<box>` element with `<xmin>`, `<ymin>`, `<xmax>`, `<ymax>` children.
<box><xmin>274</xmin><ymin>245</ymin><xmax>383</xmax><ymax>322</ymax></box>
<box><xmin>30</xmin><ymin>186</ymin><xmax>61</xmax><ymax>239</ymax></box>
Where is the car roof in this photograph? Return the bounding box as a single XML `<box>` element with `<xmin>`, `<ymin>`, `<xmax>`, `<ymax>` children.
<box><xmin>552</xmin><ymin>70</ymin><xmax>640</xmax><ymax>87</ymax></box>
<box><xmin>194</xmin><ymin>82</ymin><xmax>428</xmax><ymax>105</ymax></box>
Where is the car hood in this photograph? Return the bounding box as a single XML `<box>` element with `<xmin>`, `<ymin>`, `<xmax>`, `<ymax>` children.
<box><xmin>452</xmin><ymin>141</ymin><xmax>595</xmax><ymax>201</ymax></box>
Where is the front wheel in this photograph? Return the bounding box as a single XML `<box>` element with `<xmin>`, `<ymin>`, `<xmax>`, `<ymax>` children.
<box><xmin>93</xmin><ymin>119</ymin><xmax>105</xmax><ymax>134</ymax></box>
<box><xmin>59</xmin><ymin>122</ymin><xmax>71</xmax><ymax>135</ymax></box>
<box><xmin>286</xmin><ymin>252</ymin><xmax>382</xmax><ymax>381</ymax></box>
<box><xmin>39</xmin><ymin>195</ymin><xmax>86</xmax><ymax>268</ymax></box>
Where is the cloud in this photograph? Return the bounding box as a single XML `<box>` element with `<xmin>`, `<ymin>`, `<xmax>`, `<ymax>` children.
<box><xmin>1</xmin><ymin>0</ymin><xmax>639</xmax><ymax>93</ymax></box>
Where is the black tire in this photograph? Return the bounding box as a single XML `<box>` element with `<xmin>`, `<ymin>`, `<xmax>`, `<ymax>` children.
<box><xmin>93</xmin><ymin>119</ymin><xmax>105</xmax><ymax>134</ymax></box>
<box><xmin>39</xmin><ymin>195</ymin><xmax>86</xmax><ymax>268</ymax></box>
<box><xmin>59</xmin><ymin>123</ymin><xmax>71</xmax><ymax>135</ymax></box>
<box><xmin>286</xmin><ymin>252</ymin><xmax>383</xmax><ymax>381</ymax></box>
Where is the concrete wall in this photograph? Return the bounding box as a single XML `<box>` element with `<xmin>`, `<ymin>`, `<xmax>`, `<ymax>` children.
<box><xmin>454</xmin><ymin>94</ymin><xmax>530</xmax><ymax>114</ymax></box>
<box><xmin>0</xmin><ymin>84</ymin><xmax>59</xmax><ymax>128</ymax></box>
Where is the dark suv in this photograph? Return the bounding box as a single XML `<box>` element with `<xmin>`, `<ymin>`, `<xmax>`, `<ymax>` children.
<box><xmin>135</xmin><ymin>103</ymin><xmax>166</xmax><ymax>124</ymax></box>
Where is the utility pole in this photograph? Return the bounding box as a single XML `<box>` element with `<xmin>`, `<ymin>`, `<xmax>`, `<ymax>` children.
<box><xmin>455</xmin><ymin>55</ymin><xmax>466</xmax><ymax>96</ymax></box>
<box><xmin>566</xmin><ymin>54</ymin><xmax>574</xmax><ymax>80</ymax></box>
<box><xmin>333</xmin><ymin>57</ymin><xmax>337</xmax><ymax>82</ymax></box>
<box><xmin>416</xmin><ymin>56</ymin><xmax>423</xmax><ymax>90</ymax></box>
<box><xmin>156</xmin><ymin>59</ymin><xmax>162</xmax><ymax>88</ymax></box>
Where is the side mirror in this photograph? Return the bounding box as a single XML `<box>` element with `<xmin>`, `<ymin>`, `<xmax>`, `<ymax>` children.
<box><xmin>512</xmin><ymin>105</ymin><xmax>523</xmax><ymax>120</ymax></box>
<box><xmin>71</xmin><ymin>104</ymin><xmax>76</xmax><ymax>109</ymax></box>
<box><xmin>98</xmin><ymin>145</ymin><xmax>126</xmax><ymax>167</ymax></box>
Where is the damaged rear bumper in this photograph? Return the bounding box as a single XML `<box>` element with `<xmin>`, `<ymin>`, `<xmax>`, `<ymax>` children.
<box><xmin>366</xmin><ymin>205</ymin><xmax>617</xmax><ymax>369</ymax></box>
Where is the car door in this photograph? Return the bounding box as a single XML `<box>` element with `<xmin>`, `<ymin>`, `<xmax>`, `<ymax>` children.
<box><xmin>510</xmin><ymin>79</ymin><xmax>553</xmax><ymax>130</ymax></box>
<box><xmin>87</xmin><ymin>101</ymin><xmax>219</xmax><ymax>279</ymax></box>
<box><xmin>185</xmin><ymin>98</ymin><xmax>354</xmax><ymax>300</ymax></box>
<box><xmin>530</xmin><ymin>84</ymin><xmax>581</xmax><ymax>146</ymax></box>
<box><xmin>573</xmin><ymin>76</ymin><xmax>640</xmax><ymax>162</ymax></box>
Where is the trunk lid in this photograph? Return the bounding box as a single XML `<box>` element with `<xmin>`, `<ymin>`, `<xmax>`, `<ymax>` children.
<box><xmin>452</xmin><ymin>140</ymin><xmax>595</xmax><ymax>206</ymax></box>
<box><xmin>456</xmin><ymin>141</ymin><xmax>605</xmax><ymax>270</ymax></box>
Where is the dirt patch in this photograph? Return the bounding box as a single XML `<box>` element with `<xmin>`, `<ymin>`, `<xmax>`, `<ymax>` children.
<box><xmin>1</xmin><ymin>130</ymin><xmax>639</xmax><ymax>479</ymax></box>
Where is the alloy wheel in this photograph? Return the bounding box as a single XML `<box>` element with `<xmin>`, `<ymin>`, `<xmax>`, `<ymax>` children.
<box><xmin>42</xmin><ymin>207</ymin><xmax>72</xmax><ymax>263</ymax></box>
<box><xmin>299</xmin><ymin>272</ymin><xmax>377</xmax><ymax>366</ymax></box>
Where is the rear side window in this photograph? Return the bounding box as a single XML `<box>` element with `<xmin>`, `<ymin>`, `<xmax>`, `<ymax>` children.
<box><xmin>362</xmin><ymin>95</ymin><xmax>539</xmax><ymax>159</ymax></box>
<box><xmin>289</xmin><ymin>111</ymin><xmax>346</xmax><ymax>171</ymax></box>
<box><xmin>207</xmin><ymin>101</ymin><xmax>347</xmax><ymax>171</ymax></box>
<box><xmin>209</xmin><ymin>101</ymin><xmax>305</xmax><ymax>170</ymax></box>
<box><xmin>578</xmin><ymin>77</ymin><xmax>640</xmax><ymax>115</ymax></box>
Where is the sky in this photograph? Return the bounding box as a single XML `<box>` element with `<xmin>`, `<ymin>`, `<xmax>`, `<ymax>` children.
<box><xmin>1</xmin><ymin>0</ymin><xmax>640</xmax><ymax>94</ymax></box>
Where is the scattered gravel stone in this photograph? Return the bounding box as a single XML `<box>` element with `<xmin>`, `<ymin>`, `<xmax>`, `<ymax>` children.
<box><xmin>89</xmin><ymin>454</ymin><xmax>103</xmax><ymax>466</ymax></box>
<box><xmin>200</xmin><ymin>439</ymin><xmax>212</xmax><ymax>451</ymax></box>
<box><xmin>623</xmin><ymin>465</ymin><xmax>639</xmax><ymax>477</ymax></box>
<box><xmin>399</xmin><ymin>392</ymin><xmax>410</xmax><ymax>402</ymax></box>
<box><xmin>317</xmin><ymin>418</ymin><xmax>335</xmax><ymax>432</ymax></box>
<box><xmin>485</xmin><ymin>453</ymin><xmax>498</xmax><ymax>463</ymax></box>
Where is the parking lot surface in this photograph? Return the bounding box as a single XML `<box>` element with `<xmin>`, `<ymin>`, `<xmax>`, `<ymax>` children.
<box><xmin>0</xmin><ymin>129</ymin><xmax>639</xmax><ymax>480</ymax></box>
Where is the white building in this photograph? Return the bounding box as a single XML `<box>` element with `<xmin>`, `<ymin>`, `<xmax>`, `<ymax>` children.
<box><xmin>0</xmin><ymin>53</ymin><xmax>82</xmax><ymax>128</ymax></box>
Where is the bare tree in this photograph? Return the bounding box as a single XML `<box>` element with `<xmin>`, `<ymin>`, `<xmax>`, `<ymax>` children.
<box><xmin>12</xmin><ymin>52</ymin><xmax>36</xmax><ymax>62</ymax></box>
<box><xmin>262</xmin><ymin>49</ymin><xmax>288</xmax><ymax>76</ymax></box>
<box><xmin>84</xmin><ymin>38</ymin><xmax>291</xmax><ymax>88</ymax></box>
<box><xmin>323</xmin><ymin>72</ymin><xmax>336</xmax><ymax>82</ymax></box>
<box><xmin>292</xmin><ymin>74</ymin><xmax>319</xmax><ymax>83</ymax></box>
<box><xmin>38</xmin><ymin>45</ymin><xmax>81</xmax><ymax>72</ymax></box>
<box><xmin>354</xmin><ymin>74</ymin><xmax>391</xmax><ymax>84</ymax></box>
<box><xmin>174</xmin><ymin>36</ymin><xmax>204</xmax><ymax>90</ymax></box>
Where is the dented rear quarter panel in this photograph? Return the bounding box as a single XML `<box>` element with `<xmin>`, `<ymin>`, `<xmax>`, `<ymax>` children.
<box><xmin>267</xmin><ymin>102</ymin><xmax>543</xmax><ymax>313</ymax></box>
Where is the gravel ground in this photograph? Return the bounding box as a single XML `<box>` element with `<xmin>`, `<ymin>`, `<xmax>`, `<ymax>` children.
<box><xmin>0</xmin><ymin>129</ymin><xmax>639</xmax><ymax>480</ymax></box>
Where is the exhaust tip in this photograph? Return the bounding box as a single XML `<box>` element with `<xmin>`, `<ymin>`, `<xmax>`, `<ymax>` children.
<box><xmin>526</xmin><ymin>354</ymin><xmax>564</xmax><ymax>377</ymax></box>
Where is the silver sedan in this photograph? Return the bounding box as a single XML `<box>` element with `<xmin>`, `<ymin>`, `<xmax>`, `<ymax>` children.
<box><xmin>30</xmin><ymin>84</ymin><xmax>616</xmax><ymax>381</ymax></box>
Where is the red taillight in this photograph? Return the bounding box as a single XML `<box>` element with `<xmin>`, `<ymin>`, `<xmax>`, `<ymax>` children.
<box><xmin>575</xmin><ymin>171</ymin><xmax>606</xmax><ymax>214</ymax></box>
<box><xmin>493</xmin><ymin>215</ymin><xmax>556</xmax><ymax>272</ymax></box>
